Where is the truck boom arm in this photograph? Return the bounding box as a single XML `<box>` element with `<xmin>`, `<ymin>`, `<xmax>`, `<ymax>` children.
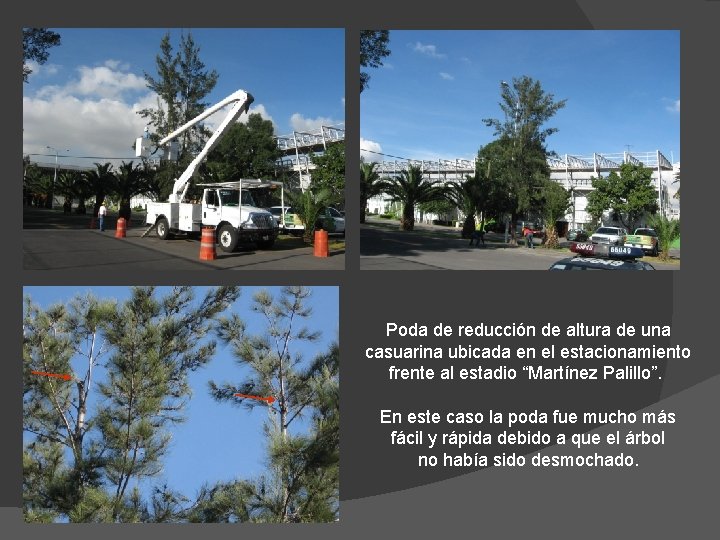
<box><xmin>160</xmin><ymin>89</ymin><xmax>254</xmax><ymax>203</ymax></box>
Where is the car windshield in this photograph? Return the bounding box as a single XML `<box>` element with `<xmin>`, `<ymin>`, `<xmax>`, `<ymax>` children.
<box><xmin>635</xmin><ymin>229</ymin><xmax>656</xmax><ymax>236</ymax></box>
<box><xmin>595</xmin><ymin>227</ymin><xmax>621</xmax><ymax>234</ymax></box>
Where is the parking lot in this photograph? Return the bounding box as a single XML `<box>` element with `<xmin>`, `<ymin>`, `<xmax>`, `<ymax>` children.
<box><xmin>23</xmin><ymin>207</ymin><xmax>345</xmax><ymax>271</ymax></box>
<box><xmin>360</xmin><ymin>217</ymin><xmax>680</xmax><ymax>271</ymax></box>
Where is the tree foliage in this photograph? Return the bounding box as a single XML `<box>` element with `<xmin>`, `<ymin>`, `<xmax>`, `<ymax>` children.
<box><xmin>23</xmin><ymin>164</ymin><xmax>53</xmax><ymax>208</ymax></box>
<box><xmin>208</xmin><ymin>287</ymin><xmax>339</xmax><ymax>522</ymax></box>
<box><xmin>309</xmin><ymin>141</ymin><xmax>345</xmax><ymax>207</ymax></box>
<box><xmin>138</xmin><ymin>31</ymin><xmax>219</xmax><ymax>200</ymax></box>
<box><xmin>23</xmin><ymin>28</ymin><xmax>61</xmax><ymax>83</ymax></box>
<box><xmin>538</xmin><ymin>179</ymin><xmax>571</xmax><ymax>248</ymax></box>
<box><xmin>360</xmin><ymin>30</ymin><xmax>391</xmax><ymax>92</ymax></box>
<box><xmin>204</xmin><ymin>113</ymin><xmax>280</xmax><ymax>187</ymax></box>
<box><xmin>585</xmin><ymin>163</ymin><xmax>659</xmax><ymax>231</ymax></box>
<box><xmin>23</xmin><ymin>287</ymin><xmax>240</xmax><ymax>522</ymax></box>
<box><xmin>482</xmin><ymin>76</ymin><xmax>566</xmax><ymax>243</ymax></box>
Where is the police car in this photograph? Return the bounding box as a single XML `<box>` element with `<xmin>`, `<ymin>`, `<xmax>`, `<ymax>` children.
<box><xmin>549</xmin><ymin>243</ymin><xmax>656</xmax><ymax>270</ymax></box>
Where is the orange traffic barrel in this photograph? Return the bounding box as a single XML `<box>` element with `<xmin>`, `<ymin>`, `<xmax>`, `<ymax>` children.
<box><xmin>314</xmin><ymin>229</ymin><xmax>329</xmax><ymax>257</ymax></box>
<box><xmin>199</xmin><ymin>226</ymin><xmax>217</xmax><ymax>261</ymax></box>
<box><xmin>115</xmin><ymin>217</ymin><xmax>127</xmax><ymax>238</ymax></box>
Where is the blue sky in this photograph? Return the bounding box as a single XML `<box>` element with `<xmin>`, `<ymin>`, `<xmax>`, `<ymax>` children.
<box><xmin>23</xmin><ymin>285</ymin><xmax>339</xmax><ymax>506</ymax></box>
<box><xmin>361</xmin><ymin>30</ymin><xmax>680</xmax><ymax>166</ymax></box>
<box><xmin>23</xmin><ymin>28</ymin><xmax>345</xmax><ymax>169</ymax></box>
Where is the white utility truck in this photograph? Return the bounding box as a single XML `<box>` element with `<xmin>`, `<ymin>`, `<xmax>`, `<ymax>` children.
<box><xmin>136</xmin><ymin>89</ymin><xmax>282</xmax><ymax>252</ymax></box>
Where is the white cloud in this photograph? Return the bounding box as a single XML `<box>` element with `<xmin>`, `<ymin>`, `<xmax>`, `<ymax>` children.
<box><xmin>24</xmin><ymin>60</ymin><xmax>167</xmax><ymax>167</ymax></box>
<box><xmin>247</xmin><ymin>104</ymin><xmax>275</xmax><ymax>125</ymax></box>
<box><xmin>195</xmin><ymin>102</ymin><xmax>276</xmax><ymax>135</ymax></box>
<box><xmin>382</xmin><ymin>62</ymin><xmax>394</xmax><ymax>69</ymax></box>
<box><xmin>289</xmin><ymin>113</ymin><xmax>343</xmax><ymax>133</ymax></box>
<box><xmin>439</xmin><ymin>72</ymin><xmax>454</xmax><ymax>81</ymax></box>
<box><xmin>666</xmin><ymin>99</ymin><xmax>680</xmax><ymax>113</ymax></box>
<box><xmin>36</xmin><ymin>61</ymin><xmax>147</xmax><ymax>101</ymax></box>
<box><xmin>360</xmin><ymin>138</ymin><xmax>383</xmax><ymax>162</ymax></box>
<box><xmin>25</xmin><ymin>60</ymin><xmax>60</xmax><ymax>79</ymax></box>
<box><xmin>23</xmin><ymin>93</ymin><xmax>154</xmax><ymax>167</ymax></box>
<box><xmin>413</xmin><ymin>42</ymin><xmax>446</xmax><ymax>59</ymax></box>
<box><xmin>23</xmin><ymin>55</ymin><xmax>286</xmax><ymax>169</ymax></box>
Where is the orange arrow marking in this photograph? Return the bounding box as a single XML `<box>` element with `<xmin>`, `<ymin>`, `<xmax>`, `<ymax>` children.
<box><xmin>234</xmin><ymin>393</ymin><xmax>275</xmax><ymax>404</ymax></box>
<box><xmin>31</xmin><ymin>370</ymin><xmax>72</xmax><ymax>381</ymax></box>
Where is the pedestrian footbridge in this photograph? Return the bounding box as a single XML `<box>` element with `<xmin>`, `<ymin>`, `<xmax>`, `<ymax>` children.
<box><xmin>27</xmin><ymin>123</ymin><xmax>346</xmax><ymax>190</ymax></box>
<box><xmin>367</xmin><ymin>150</ymin><xmax>678</xmax><ymax>226</ymax></box>
<box><xmin>275</xmin><ymin>125</ymin><xmax>345</xmax><ymax>189</ymax></box>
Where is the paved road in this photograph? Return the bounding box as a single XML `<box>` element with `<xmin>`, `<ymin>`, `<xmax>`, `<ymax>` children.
<box><xmin>360</xmin><ymin>219</ymin><xmax>680</xmax><ymax>271</ymax></box>
<box><xmin>23</xmin><ymin>208</ymin><xmax>344</xmax><ymax>271</ymax></box>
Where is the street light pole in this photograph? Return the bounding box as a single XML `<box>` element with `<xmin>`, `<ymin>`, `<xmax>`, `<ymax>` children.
<box><xmin>501</xmin><ymin>81</ymin><xmax>521</xmax><ymax>243</ymax></box>
<box><xmin>46</xmin><ymin>145</ymin><xmax>68</xmax><ymax>209</ymax></box>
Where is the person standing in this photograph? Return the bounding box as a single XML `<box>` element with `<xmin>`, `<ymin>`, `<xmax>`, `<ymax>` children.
<box><xmin>98</xmin><ymin>201</ymin><xmax>107</xmax><ymax>232</ymax></box>
<box><xmin>523</xmin><ymin>225</ymin><xmax>534</xmax><ymax>248</ymax></box>
<box><xmin>469</xmin><ymin>221</ymin><xmax>485</xmax><ymax>247</ymax></box>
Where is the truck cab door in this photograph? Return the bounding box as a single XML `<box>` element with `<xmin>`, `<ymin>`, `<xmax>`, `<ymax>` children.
<box><xmin>203</xmin><ymin>190</ymin><xmax>221</xmax><ymax>226</ymax></box>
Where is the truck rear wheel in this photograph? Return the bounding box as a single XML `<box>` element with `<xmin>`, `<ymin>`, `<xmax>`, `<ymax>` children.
<box><xmin>156</xmin><ymin>217</ymin><xmax>170</xmax><ymax>240</ymax></box>
<box><xmin>217</xmin><ymin>224</ymin><xmax>238</xmax><ymax>252</ymax></box>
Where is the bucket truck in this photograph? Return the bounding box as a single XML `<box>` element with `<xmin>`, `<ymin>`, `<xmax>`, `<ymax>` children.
<box><xmin>136</xmin><ymin>89</ymin><xmax>282</xmax><ymax>252</ymax></box>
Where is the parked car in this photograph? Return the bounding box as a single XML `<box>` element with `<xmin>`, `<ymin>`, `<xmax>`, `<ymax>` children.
<box><xmin>590</xmin><ymin>226</ymin><xmax>628</xmax><ymax>246</ymax></box>
<box><xmin>549</xmin><ymin>256</ymin><xmax>656</xmax><ymax>271</ymax></box>
<box><xmin>624</xmin><ymin>227</ymin><xmax>659</xmax><ymax>257</ymax></box>
<box><xmin>566</xmin><ymin>229</ymin><xmax>589</xmax><ymax>242</ymax></box>
<box><xmin>549</xmin><ymin>243</ymin><xmax>656</xmax><ymax>270</ymax></box>
<box><xmin>269</xmin><ymin>206</ymin><xmax>305</xmax><ymax>236</ymax></box>
<box><xmin>316</xmin><ymin>207</ymin><xmax>345</xmax><ymax>236</ymax></box>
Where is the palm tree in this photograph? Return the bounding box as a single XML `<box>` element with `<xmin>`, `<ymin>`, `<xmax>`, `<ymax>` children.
<box><xmin>672</xmin><ymin>171</ymin><xmax>680</xmax><ymax>200</ymax></box>
<box><xmin>83</xmin><ymin>163</ymin><xmax>114</xmax><ymax>217</ymax></box>
<box><xmin>286</xmin><ymin>187</ymin><xmax>334</xmax><ymax>243</ymax></box>
<box><xmin>648</xmin><ymin>214</ymin><xmax>680</xmax><ymax>261</ymax></box>
<box><xmin>444</xmin><ymin>176</ymin><xmax>483</xmax><ymax>238</ymax></box>
<box><xmin>111</xmin><ymin>161</ymin><xmax>150</xmax><ymax>222</ymax></box>
<box><xmin>23</xmin><ymin>164</ymin><xmax>53</xmax><ymax>208</ymax></box>
<box><xmin>377</xmin><ymin>165</ymin><xmax>444</xmax><ymax>231</ymax></box>
<box><xmin>360</xmin><ymin>161</ymin><xmax>383</xmax><ymax>224</ymax></box>
<box><xmin>54</xmin><ymin>171</ymin><xmax>90</xmax><ymax>214</ymax></box>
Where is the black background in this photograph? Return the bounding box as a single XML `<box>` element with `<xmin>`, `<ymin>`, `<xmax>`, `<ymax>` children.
<box><xmin>6</xmin><ymin>0</ymin><xmax>718</xmax><ymax>537</ymax></box>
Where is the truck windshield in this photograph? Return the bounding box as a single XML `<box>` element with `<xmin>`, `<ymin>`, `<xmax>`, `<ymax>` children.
<box><xmin>219</xmin><ymin>189</ymin><xmax>256</xmax><ymax>207</ymax></box>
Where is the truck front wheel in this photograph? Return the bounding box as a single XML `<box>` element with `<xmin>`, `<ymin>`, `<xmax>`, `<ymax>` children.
<box><xmin>217</xmin><ymin>224</ymin><xmax>238</xmax><ymax>252</ymax></box>
<box><xmin>156</xmin><ymin>217</ymin><xmax>170</xmax><ymax>240</ymax></box>
<box><xmin>256</xmin><ymin>237</ymin><xmax>275</xmax><ymax>249</ymax></box>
